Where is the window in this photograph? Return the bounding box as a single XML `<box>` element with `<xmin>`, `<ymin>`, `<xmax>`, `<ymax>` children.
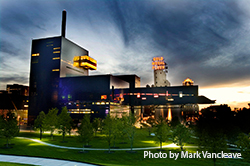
<box><xmin>52</xmin><ymin>57</ymin><xmax>60</xmax><ymax>60</ymax></box>
<box><xmin>32</xmin><ymin>53</ymin><xmax>39</xmax><ymax>56</ymax></box>
<box><xmin>52</xmin><ymin>69</ymin><xmax>59</xmax><ymax>71</ymax></box>
<box><xmin>179</xmin><ymin>91</ymin><xmax>183</xmax><ymax>98</ymax></box>
<box><xmin>53</xmin><ymin>51</ymin><xmax>60</xmax><ymax>54</ymax></box>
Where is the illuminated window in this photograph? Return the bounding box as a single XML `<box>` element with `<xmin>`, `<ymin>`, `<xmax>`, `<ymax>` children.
<box><xmin>179</xmin><ymin>91</ymin><xmax>183</xmax><ymax>98</ymax></box>
<box><xmin>154</xmin><ymin>94</ymin><xmax>159</xmax><ymax>98</ymax></box>
<box><xmin>32</xmin><ymin>53</ymin><xmax>40</xmax><ymax>56</ymax></box>
<box><xmin>53</xmin><ymin>57</ymin><xmax>60</xmax><ymax>60</ymax></box>
<box><xmin>137</xmin><ymin>93</ymin><xmax>140</xmax><ymax>98</ymax></box>
<box><xmin>73</xmin><ymin>55</ymin><xmax>97</xmax><ymax>70</ymax></box>
<box><xmin>101</xmin><ymin>95</ymin><xmax>107</xmax><ymax>100</ymax></box>
<box><xmin>52</xmin><ymin>69</ymin><xmax>59</xmax><ymax>71</ymax></box>
<box><xmin>53</xmin><ymin>51</ymin><xmax>60</xmax><ymax>54</ymax></box>
<box><xmin>53</xmin><ymin>47</ymin><xmax>61</xmax><ymax>50</ymax></box>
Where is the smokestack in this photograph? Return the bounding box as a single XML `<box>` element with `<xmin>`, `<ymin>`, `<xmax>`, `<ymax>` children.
<box><xmin>61</xmin><ymin>10</ymin><xmax>66</xmax><ymax>37</ymax></box>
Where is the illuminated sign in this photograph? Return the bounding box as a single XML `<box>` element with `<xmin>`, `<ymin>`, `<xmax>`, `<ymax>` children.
<box><xmin>73</xmin><ymin>55</ymin><xmax>97</xmax><ymax>70</ymax></box>
<box><xmin>152</xmin><ymin>57</ymin><xmax>166</xmax><ymax>70</ymax></box>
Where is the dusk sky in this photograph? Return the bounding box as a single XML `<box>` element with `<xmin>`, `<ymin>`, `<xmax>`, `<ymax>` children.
<box><xmin>0</xmin><ymin>0</ymin><xmax>249</xmax><ymax>109</ymax></box>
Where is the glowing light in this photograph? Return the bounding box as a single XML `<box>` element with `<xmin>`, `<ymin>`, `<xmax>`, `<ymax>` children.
<box><xmin>53</xmin><ymin>51</ymin><xmax>60</xmax><ymax>54</ymax></box>
<box><xmin>137</xmin><ymin>93</ymin><xmax>140</xmax><ymax>98</ymax></box>
<box><xmin>142</xmin><ymin>97</ymin><xmax>146</xmax><ymax>100</ymax></box>
<box><xmin>52</xmin><ymin>69</ymin><xmax>59</xmax><ymax>71</ymax></box>
<box><xmin>183</xmin><ymin>77</ymin><xmax>194</xmax><ymax>86</ymax></box>
<box><xmin>152</xmin><ymin>57</ymin><xmax>166</xmax><ymax>71</ymax></box>
<box><xmin>101</xmin><ymin>95</ymin><xmax>107</xmax><ymax>100</ymax></box>
<box><xmin>53</xmin><ymin>47</ymin><xmax>61</xmax><ymax>50</ymax></box>
<box><xmin>73</xmin><ymin>55</ymin><xmax>97</xmax><ymax>70</ymax></box>
<box><xmin>167</xmin><ymin>108</ymin><xmax>172</xmax><ymax>121</ymax></box>
<box><xmin>179</xmin><ymin>91</ymin><xmax>183</xmax><ymax>98</ymax></box>
<box><xmin>154</xmin><ymin>94</ymin><xmax>159</xmax><ymax>98</ymax></box>
<box><xmin>52</xmin><ymin>57</ymin><xmax>60</xmax><ymax>60</ymax></box>
<box><xmin>32</xmin><ymin>53</ymin><xmax>39</xmax><ymax>57</ymax></box>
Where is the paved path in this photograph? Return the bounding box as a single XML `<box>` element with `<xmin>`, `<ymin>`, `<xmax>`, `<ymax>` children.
<box><xmin>0</xmin><ymin>154</ymin><xmax>97</xmax><ymax>166</ymax></box>
<box><xmin>17</xmin><ymin>137</ymin><xmax>199</xmax><ymax>150</ymax></box>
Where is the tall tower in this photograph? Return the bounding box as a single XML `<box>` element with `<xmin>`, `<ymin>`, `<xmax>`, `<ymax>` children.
<box><xmin>152</xmin><ymin>57</ymin><xmax>170</xmax><ymax>87</ymax></box>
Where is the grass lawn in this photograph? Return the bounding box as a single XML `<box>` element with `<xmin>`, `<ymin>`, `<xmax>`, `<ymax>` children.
<box><xmin>0</xmin><ymin>162</ymin><xmax>34</xmax><ymax>166</ymax></box>
<box><xmin>0</xmin><ymin>129</ymin><xmax>249</xmax><ymax>166</ymax></box>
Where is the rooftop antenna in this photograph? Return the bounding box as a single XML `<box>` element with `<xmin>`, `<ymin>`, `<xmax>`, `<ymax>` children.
<box><xmin>61</xmin><ymin>10</ymin><xmax>67</xmax><ymax>37</ymax></box>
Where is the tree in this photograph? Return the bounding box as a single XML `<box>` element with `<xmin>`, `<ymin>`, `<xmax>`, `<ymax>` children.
<box><xmin>118</xmin><ymin>116</ymin><xmax>128</xmax><ymax>144</ymax></box>
<box><xmin>44</xmin><ymin>108</ymin><xmax>58</xmax><ymax>140</ymax></box>
<box><xmin>0</xmin><ymin>115</ymin><xmax>4</xmax><ymax>136</ymax></box>
<box><xmin>198</xmin><ymin>128</ymin><xmax>228</xmax><ymax>166</ymax></box>
<box><xmin>2</xmin><ymin>112</ymin><xmax>19</xmax><ymax>148</ymax></box>
<box><xmin>103</xmin><ymin>114</ymin><xmax>114</xmax><ymax>153</ymax></box>
<box><xmin>112</xmin><ymin>116</ymin><xmax>122</xmax><ymax>148</ymax></box>
<box><xmin>155</xmin><ymin>116</ymin><xmax>170</xmax><ymax>151</ymax></box>
<box><xmin>78</xmin><ymin>114</ymin><xmax>93</xmax><ymax>152</ymax></box>
<box><xmin>124</xmin><ymin>113</ymin><xmax>137</xmax><ymax>152</ymax></box>
<box><xmin>92</xmin><ymin>117</ymin><xmax>101</xmax><ymax>136</ymax></box>
<box><xmin>237</xmin><ymin>133</ymin><xmax>250</xmax><ymax>162</ymax></box>
<box><xmin>172</xmin><ymin>124</ymin><xmax>190</xmax><ymax>150</ymax></box>
<box><xmin>146</xmin><ymin>116</ymin><xmax>156</xmax><ymax>136</ymax></box>
<box><xmin>58</xmin><ymin>107</ymin><xmax>72</xmax><ymax>142</ymax></box>
<box><xmin>170</xmin><ymin>116</ymin><xmax>180</xmax><ymax>128</ymax></box>
<box><xmin>34</xmin><ymin>111</ymin><xmax>46</xmax><ymax>140</ymax></box>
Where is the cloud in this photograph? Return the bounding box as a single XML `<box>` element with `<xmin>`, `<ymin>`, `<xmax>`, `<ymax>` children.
<box><xmin>0</xmin><ymin>75</ymin><xmax>29</xmax><ymax>90</ymax></box>
<box><xmin>0</xmin><ymin>0</ymin><xmax>250</xmax><ymax>91</ymax></box>
<box><xmin>103</xmin><ymin>0</ymin><xmax>250</xmax><ymax>86</ymax></box>
<box><xmin>0</xmin><ymin>40</ymin><xmax>20</xmax><ymax>55</ymax></box>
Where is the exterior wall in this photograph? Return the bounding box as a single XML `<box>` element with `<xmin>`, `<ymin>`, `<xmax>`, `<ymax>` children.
<box><xmin>154</xmin><ymin>70</ymin><xmax>170</xmax><ymax>87</ymax></box>
<box><xmin>29</xmin><ymin>36</ymin><xmax>61</xmax><ymax>123</ymax></box>
<box><xmin>115</xmin><ymin>85</ymin><xmax>201</xmax><ymax>106</ymax></box>
<box><xmin>58</xmin><ymin>75</ymin><xmax>128</xmax><ymax>120</ymax></box>
<box><xmin>0</xmin><ymin>92</ymin><xmax>29</xmax><ymax>123</ymax></box>
<box><xmin>110</xmin><ymin>75</ymin><xmax>129</xmax><ymax>89</ymax></box>
<box><xmin>114</xmin><ymin>75</ymin><xmax>140</xmax><ymax>89</ymax></box>
<box><xmin>6</xmin><ymin>84</ymin><xmax>29</xmax><ymax>96</ymax></box>
<box><xmin>29</xmin><ymin>36</ymin><xmax>93</xmax><ymax>124</ymax></box>
<box><xmin>60</xmin><ymin>37</ymin><xmax>89</xmax><ymax>77</ymax></box>
<box><xmin>59</xmin><ymin>75</ymin><xmax>111</xmax><ymax>102</ymax></box>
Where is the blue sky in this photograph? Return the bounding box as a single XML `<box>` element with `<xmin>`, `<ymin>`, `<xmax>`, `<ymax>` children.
<box><xmin>0</xmin><ymin>0</ymin><xmax>250</xmax><ymax>108</ymax></box>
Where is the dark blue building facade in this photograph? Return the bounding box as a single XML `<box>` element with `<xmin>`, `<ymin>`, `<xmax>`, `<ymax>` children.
<box><xmin>28</xmin><ymin>36</ymin><xmax>215</xmax><ymax>124</ymax></box>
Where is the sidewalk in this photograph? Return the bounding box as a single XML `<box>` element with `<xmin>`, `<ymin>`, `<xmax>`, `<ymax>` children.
<box><xmin>0</xmin><ymin>154</ymin><xmax>97</xmax><ymax>166</ymax></box>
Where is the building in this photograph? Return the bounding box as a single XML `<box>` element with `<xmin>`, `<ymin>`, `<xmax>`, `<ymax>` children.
<box><xmin>152</xmin><ymin>57</ymin><xmax>170</xmax><ymax>87</ymax></box>
<box><xmin>0</xmin><ymin>84</ymin><xmax>29</xmax><ymax>124</ymax></box>
<box><xmin>28</xmin><ymin>11</ymin><xmax>215</xmax><ymax>124</ymax></box>
<box><xmin>28</xmin><ymin>11</ymin><xmax>129</xmax><ymax>123</ymax></box>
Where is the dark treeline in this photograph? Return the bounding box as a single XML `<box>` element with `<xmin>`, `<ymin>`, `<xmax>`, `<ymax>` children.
<box><xmin>194</xmin><ymin>104</ymin><xmax>250</xmax><ymax>163</ymax></box>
